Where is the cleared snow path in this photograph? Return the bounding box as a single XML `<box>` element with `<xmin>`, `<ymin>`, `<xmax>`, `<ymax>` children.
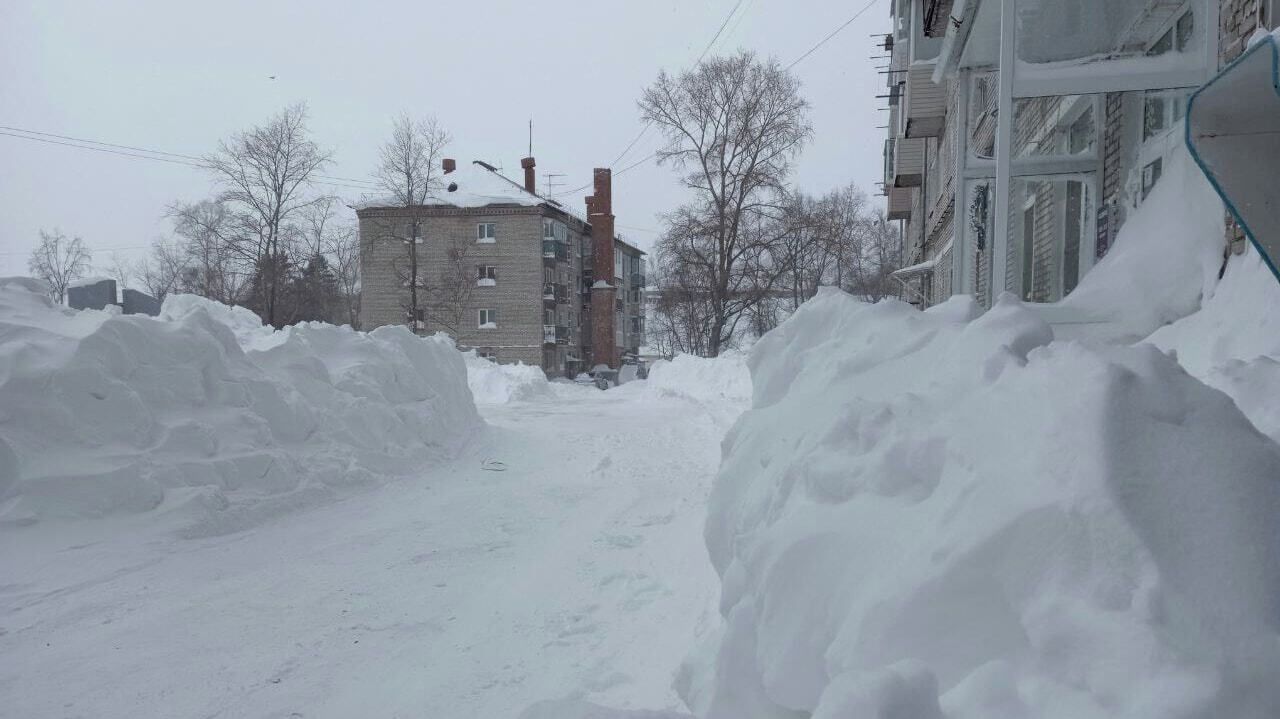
<box><xmin>1</xmin><ymin>385</ymin><xmax>728</xmax><ymax>718</ymax></box>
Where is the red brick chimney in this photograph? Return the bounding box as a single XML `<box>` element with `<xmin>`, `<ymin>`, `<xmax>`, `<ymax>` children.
<box><xmin>587</xmin><ymin>168</ymin><xmax>617</xmax><ymax>370</ymax></box>
<box><xmin>442</xmin><ymin>158</ymin><xmax>456</xmax><ymax>174</ymax></box>
<box><xmin>521</xmin><ymin>156</ymin><xmax>536</xmax><ymax>194</ymax></box>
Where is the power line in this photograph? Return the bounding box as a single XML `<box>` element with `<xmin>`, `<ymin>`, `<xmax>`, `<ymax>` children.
<box><xmin>552</xmin><ymin>0</ymin><xmax>747</xmax><ymax>197</ymax></box>
<box><xmin>616</xmin><ymin>152</ymin><xmax>656</xmax><ymax>177</ymax></box>
<box><xmin>0</xmin><ymin>123</ymin><xmax>379</xmax><ymax>187</ymax></box>
<box><xmin>0</xmin><ymin>129</ymin><xmax>376</xmax><ymax>192</ymax></box>
<box><xmin>698</xmin><ymin>0</ymin><xmax>746</xmax><ymax>63</ymax></box>
<box><xmin>609</xmin><ymin>124</ymin><xmax>650</xmax><ymax>167</ymax></box>
<box><xmin>786</xmin><ymin>0</ymin><xmax>882</xmax><ymax>70</ymax></box>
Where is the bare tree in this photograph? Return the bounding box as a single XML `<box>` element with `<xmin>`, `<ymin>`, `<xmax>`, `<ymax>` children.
<box><xmin>325</xmin><ymin>219</ymin><xmax>361</xmax><ymax>328</ymax></box>
<box><xmin>165</xmin><ymin>199</ymin><xmax>247</xmax><ymax>304</ymax></box>
<box><xmin>133</xmin><ymin>238</ymin><xmax>187</xmax><ymax>303</ymax></box>
<box><xmin>205</xmin><ymin>103</ymin><xmax>331</xmax><ymax>327</ymax></box>
<box><xmin>104</xmin><ymin>253</ymin><xmax>134</xmax><ymax>293</ymax></box>
<box><xmin>424</xmin><ymin>236</ymin><xmax>476</xmax><ymax>335</ymax></box>
<box><xmin>27</xmin><ymin>229</ymin><xmax>92</xmax><ymax>303</ymax></box>
<box><xmin>844</xmin><ymin>209</ymin><xmax>901</xmax><ymax>302</ymax></box>
<box><xmin>640</xmin><ymin>51</ymin><xmax>812</xmax><ymax>355</ymax></box>
<box><xmin>371</xmin><ymin>113</ymin><xmax>451</xmax><ymax>333</ymax></box>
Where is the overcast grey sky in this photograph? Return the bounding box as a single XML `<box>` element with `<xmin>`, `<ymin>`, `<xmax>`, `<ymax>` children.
<box><xmin>0</xmin><ymin>0</ymin><xmax>888</xmax><ymax>278</ymax></box>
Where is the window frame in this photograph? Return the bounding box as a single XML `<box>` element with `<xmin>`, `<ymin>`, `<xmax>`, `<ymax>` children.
<box><xmin>477</xmin><ymin>308</ymin><xmax>498</xmax><ymax>328</ymax></box>
<box><xmin>476</xmin><ymin>222</ymin><xmax>497</xmax><ymax>243</ymax></box>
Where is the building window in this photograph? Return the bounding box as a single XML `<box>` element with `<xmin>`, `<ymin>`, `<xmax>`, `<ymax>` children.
<box><xmin>477</xmin><ymin>347</ymin><xmax>496</xmax><ymax>361</ymax></box>
<box><xmin>544</xmin><ymin>266</ymin><xmax>554</xmax><ymax>283</ymax></box>
<box><xmin>1141</xmin><ymin>158</ymin><xmax>1163</xmax><ymax>200</ymax></box>
<box><xmin>478</xmin><ymin>309</ymin><xmax>497</xmax><ymax>328</ymax></box>
<box><xmin>477</xmin><ymin>265</ymin><xmax>497</xmax><ymax>286</ymax></box>
<box><xmin>1147</xmin><ymin>9</ymin><xmax>1194</xmax><ymax>57</ymax></box>
<box><xmin>1143</xmin><ymin>90</ymin><xmax>1187</xmax><ymax>140</ymax></box>
<box><xmin>476</xmin><ymin>223</ymin><xmax>497</xmax><ymax>243</ymax></box>
<box><xmin>614</xmin><ymin>248</ymin><xmax>623</xmax><ymax>279</ymax></box>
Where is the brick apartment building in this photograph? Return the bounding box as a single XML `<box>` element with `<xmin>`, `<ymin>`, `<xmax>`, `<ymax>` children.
<box><xmin>883</xmin><ymin>0</ymin><xmax>1274</xmax><ymax>310</ymax></box>
<box><xmin>357</xmin><ymin>158</ymin><xmax>645</xmax><ymax>377</ymax></box>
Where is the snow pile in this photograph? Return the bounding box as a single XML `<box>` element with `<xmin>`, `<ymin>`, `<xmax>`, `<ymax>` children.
<box><xmin>636</xmin><ymin>353</ymin><xmax>752</xmax><ymax>407</ymax></box>
<box><xmin>520</xmin><ymin>700</ymin><xmax>692</xmax><ymax>719</ymax></box>
<box><xmin>690</xmin><ymin>289</ymin><xmax>1280</xmax><ymax>719</ymax></box>
<box><xmin>0</xmin><ymin>283</ymin><xmax>480</xmax><ymax>533</ymax></box>
<box><xmin>1148</xmin><ymin>248</ymin><xmax>1280</xmax><ymax>442</ymax></box>
<box><xmin>1046</xmin><ymin>146</ymin><xmax>1225</xmax><ymax>342</ymax></box>
<box><xmin>462</xmin><ymin>350</ymin><xmax>552</xmax><ymax>404</ymax></box>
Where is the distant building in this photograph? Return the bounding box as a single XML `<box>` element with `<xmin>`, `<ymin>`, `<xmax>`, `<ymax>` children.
<box><xmin>357</xmin><ymin>158</ymin><xmax>645</xmax><ymax>377</ymax></box>
<box><xmin>881</xmin><ymin>0</ymin><xmax>1273</xmax><ymax>309</ymax></box>
<box><xmin>66</xmin><ymin>278</ymin><xmax>160</xmax><ymax>316</ymax></box>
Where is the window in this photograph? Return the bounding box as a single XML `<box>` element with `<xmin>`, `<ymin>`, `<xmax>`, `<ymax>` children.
<box><xmin>1143</xmin><ymin>90</ymin><xmax>1187</xmax><ymax>140</ymax></box>
<box><xmin>1147</xmin><ymin>9</ymin><xmax>1193</xmax><ymax>57</ymax></box>
<box><xmin>1067</xmin><ymin>110</ymin><xmax>1095</xmax><ymax>155</ymax></box>
<box><xmin>544</xmin><ymin>309</ymin><xmax>555</xmax><ymax>326</ymax></box>
<box><xmin>1021</xmin><ymin>205</ymin><xmax>1036</xmax><ymax>301</ymax></box>
<box><xmin>1063</xmin><ymin>182</ymin><xmax>1085</xmax><ymax>295</ymax></box>
<box><xmin>544</xmin><ymin>266</ymin><xmax>554</xmax><ymax>283</ymax></box>
<box><xmin>614</xmin><ymin>248</ymin><xmax>623</xmax><ymax>279</ymax></box>
<box><xmin>478</xmin><ymin>309</ymin><xmax>497</xmax><ymax>328</ymax></box>
<box><xmin>477</xmin><ymin>347</ymin><xmax>496</xmax><ymax>361</ymax></box>
<box><xmin>1142</xmin><ymin>159</ymin><xmax>1163</xmax><ymax>200</ymax></box>
<box><xmin>477</xmin><ymin>265</ymin><xmax>497</xmax><ymax>286</ymax></box>
<box><xmin>476</xmin><ymin>223</ymin><xmax>497</xmax><ymax>243</ymax></box>
<box><xmin>544</xmin><ymin>219</ymin><xmax>555</xmax><ymax>238</ymax></box>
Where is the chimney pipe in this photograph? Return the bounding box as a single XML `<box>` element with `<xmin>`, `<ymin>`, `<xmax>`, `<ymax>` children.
<box><xmin>442</xmin><ymin>158</ymin><xmax>456</xmax><ymax>174</ymax></box>
<box><xmin>587</xmin><ymin>167</ymin><xmax>617</xmax><ymax>370</ymax></box>
<box><xmin>521</xmin><ymin>156</ymin><xmax>536</xmax><ymax>194</ymax></box>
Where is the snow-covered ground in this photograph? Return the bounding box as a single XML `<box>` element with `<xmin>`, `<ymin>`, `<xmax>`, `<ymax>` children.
<box><xmin>0</xmin><ymin>371</ymin><xmax>734</xmax><ymax>718</ymax></box>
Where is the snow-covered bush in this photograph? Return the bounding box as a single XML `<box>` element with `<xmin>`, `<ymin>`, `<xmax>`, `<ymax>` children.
<box><xmin>462</xmin><ymin>350</ymin><xmax>552</xmax><ymax>404</ymax></box>
<box><xmin>0</xmin><ymin>283</ymin><xmax>480</xmax><ymax>534</ymax></box>
<box><xmin>687</xmin><ymin>289</ymin><xmax>1280</xmax><ymax>718</ymax></box>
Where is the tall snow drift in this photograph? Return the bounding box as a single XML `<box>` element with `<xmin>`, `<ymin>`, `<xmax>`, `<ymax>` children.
<box><xmin>0</xmin><ymin>283</ymin><xmax>480</xmax><ymax>534</ymax></box>
<box><xmin>692</xmin><ymin>289</ymin><xmax>1280</xmax><ymax>719</ymax></box>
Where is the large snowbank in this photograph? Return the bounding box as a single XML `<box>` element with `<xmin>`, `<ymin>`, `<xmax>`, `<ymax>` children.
<box><xmin>0</xmin><ymin>283</ymin><xmax>480</xmax><ymax>534</ymax></box>
<box><xmin>463</xmin><ymin>350</ymin><xmax>552</xmax><ymax>404</ymax></box>
<box><xmin>1044</xmin><ymin>146</ymin><xmax>1224</xmax><ymax>342</ymax></box>
<box><xmin>1148</xmin><ymin>248</ymin><xmax>1280</xmax><ymax>442</ymax></box>
<box><xmin>688</xmin><ymin>289</ymin><xmax>1280</xmax><ymax>719</ymax></box>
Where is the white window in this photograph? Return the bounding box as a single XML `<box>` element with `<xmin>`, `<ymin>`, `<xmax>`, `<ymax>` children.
<box><xmin>614</xmin><ymin>248</ymin><xmax>623</xmax><ymax>279</ymax></box>
<box><xmin>1141</xmin><ymin>159</ymin><xmax>1163</xmax><ymax>200</ymax></box>
<box><xmin>477</xmin><ymin>265</ymin><xmax>497</xmax><ymax>286</ymax></box>
<box><xmin>478</xmin><ymin>309</ymin><xmax>497</xmax><ymax>328</ymax></box>
<box><xmin>476</xmin><ymin>223</ymin><xmax>497</xmax><ymax>243</ymax></box>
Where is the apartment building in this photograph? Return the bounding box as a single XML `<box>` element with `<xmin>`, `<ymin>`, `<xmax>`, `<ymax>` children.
<box><xmin>357</xmin><ymin>158</ymin><xmax>645</xmax><ymax>377</ymax></box>
<box><xmin>882</xmin><ymin>0</ymin><xmax>1275</xmax><ymax>309</ymax></box>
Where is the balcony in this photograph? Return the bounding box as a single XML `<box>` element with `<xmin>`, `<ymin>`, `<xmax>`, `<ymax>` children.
<box><xmin>542</xmin><ymin>282</ymin><xmax>567</xmax><ymax>303</ymax></box>
<box><xmin>542</xmin><ymin>324</ymin><xmax>569</xmax><ymax>345</ymax></box>
<box><xmin>542</xmin><ymin>240</ymin><xmax>569</xmax><ymax>261</ymax></box>
<box><xmin>629</xmin><ymin>272</ymin><xmax>646</xmax><ymax>289</ymax></box>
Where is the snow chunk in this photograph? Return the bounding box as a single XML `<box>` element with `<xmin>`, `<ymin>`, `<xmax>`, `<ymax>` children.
<box><xmin>694</xmin><ymin>289</ymin><xmax>1280</xmax><ymax>718</ymax></box>
<box><xmin>463</xmin><ymin>350</ymin><xmax>551</xmax><ymax>404</ymax></box>
<box><xmin>636</xmin><ymin>352</ymin><xmax>751</xmax><ymax>407</ymax></box>
<box><xmin>0</xmin><ymin>287</ymin><xmax>481</xmax><ymax>533</ymax></box>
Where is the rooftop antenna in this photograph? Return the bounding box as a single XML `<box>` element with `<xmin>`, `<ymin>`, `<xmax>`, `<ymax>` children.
<box><xmin>545</xmin><ymin>172</ymin><xmax>566</xmax><ymax>196</ymax></box>
<box><xmin>528</xmin><ymin>118</ymin><xmax>533</xmax><ymax>156</ymax></box>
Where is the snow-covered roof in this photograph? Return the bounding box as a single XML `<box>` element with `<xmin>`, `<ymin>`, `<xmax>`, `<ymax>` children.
<box><xmin>67</xmin><ymin>276</ymin><xmax>115</xmax><ymax>289</ymax></box>
<box><xmin>426</xmin><ymin>161</ymin><xmax>544</xmax><ymax>209</ymax></box>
